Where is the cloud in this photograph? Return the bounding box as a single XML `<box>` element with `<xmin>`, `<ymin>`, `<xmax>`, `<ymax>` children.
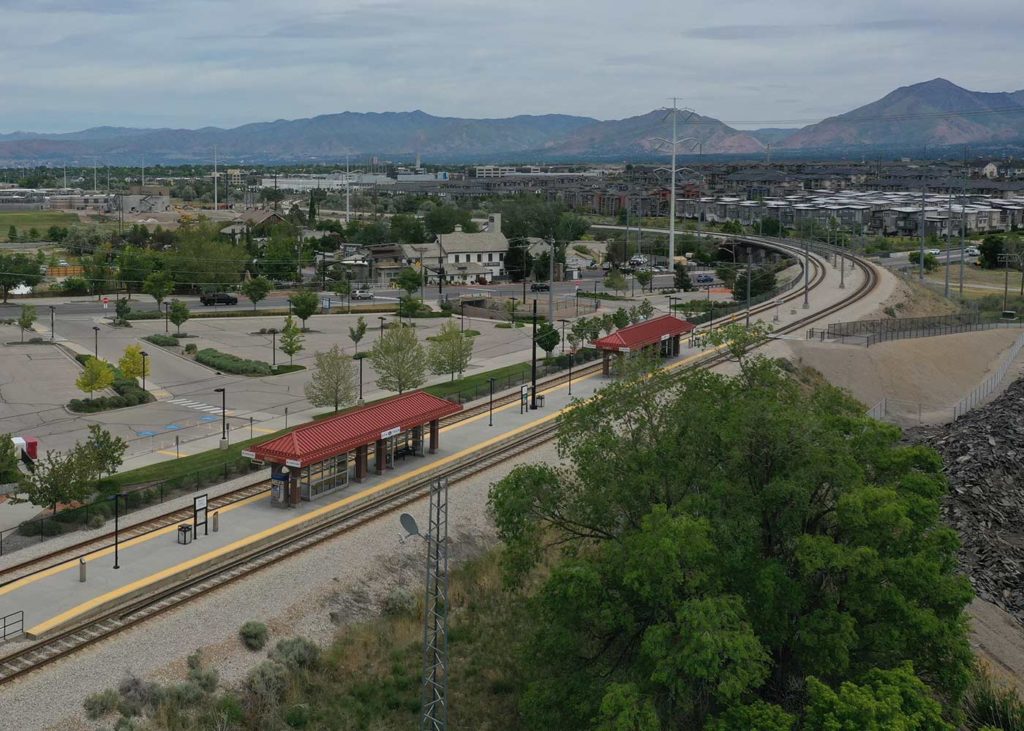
<box><xmin>683</xmin><ymin>18</ymin><xmax>937</xmax><ymax>41</ymax></box>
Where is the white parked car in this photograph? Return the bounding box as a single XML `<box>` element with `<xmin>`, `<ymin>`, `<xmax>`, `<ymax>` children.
<box><xmin>925</xmin><ymin>248</ymin><xmax>941</xmax><ymax>256</ymax></box>
<box><xmin>965</xmin><ymin>246</ymin><xmax>981</xmax><ymax>257</ymax></box>
<box><xmin>351</xmin><ymin>289</ymin><xmax>374</xmax><ymax>300</ymax></box>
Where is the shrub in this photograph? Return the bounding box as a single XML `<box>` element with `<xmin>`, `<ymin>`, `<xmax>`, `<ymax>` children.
<box><xmin>382</xmin><ymin>587</ymin><xmax>417</xmax><ymax>617</ymax></box>
<box><xmin>60</xmin><ymin>276</ymin><xmax>91</xmax><ymax>295</ymax></box>
<box><xmin>239</xmin><ymin>620</ymin><xmax>269</xmax><ymax>650</ymax></box>
<box><xmin>83</xmin><ymin>688</ymin><xmax>120</xmax><ymax>719</ymax></box>
<box><xmin>87</xmin><ymin>513</ymin><xmax>105</xmax><ymax>529</ymax></box>
<box><xmin>184</xmin><ymin>343</ymin><xmax>198</xmax><ymax>355</ymax></box>
<box><xmin>269</xmin><ymin>636</ymin><xmax>321</xmax><ymax>670</ymax></box>
<box><xmin>187</xmin><ymin>650</ymin><xmax>219</xmax><ymax>693</ymax></box>
<box><xmin>143</xmin><ymin>334</ymin><xmax>179</xmax><ymax>347</ymax></box>
<box><xmin>245</xmin><ymin>660</ymin><xmax>289</xmax><ymax>706</ymax></box>
<box><xmin>964</xmin><ymin>666</ymin><xmax>1024</xmax><ymax>730</ymax></box>
<box><xmin>123</xmin><ymin>310</ymin><xmax>163</xmax><ymax>320</ymax></box>
<box><xmin>195</xmin><ymin>348</ymin><xmax>272</xmax><ymax>376</ymax></box>
<box><xmin>117</xmin><ymin>674</ymin><xmax>164</xmax><ymax>718</ymax></box>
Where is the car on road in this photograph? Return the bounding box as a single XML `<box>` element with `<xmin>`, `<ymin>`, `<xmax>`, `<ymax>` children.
<box><xmin>530</xmin><ymin>282</ymin><xmax>551</xmax><ymax>292</ymax></box>
<box><xmin>695</xmin><ymin>273</ymin><xmax>714</xmax><ymax>284</ymax></box>
<box><xmin>965</xmin><ymin>246</ymin><xmax>981</xmax><ymax>257</ymax></box>
<box><xmin>351</xmin><ymin>289</ymin><xmax>374</xmax><ymax>300</ymax></box>
<box><xmin>199</xmin><ymin>292</ymin><xmax>238</xmax><ymax>306</ymax></box>
<box><xmin>925</xmin><ymin>248</ymin><xmax>941</xmax><ymax>256</ymax></box>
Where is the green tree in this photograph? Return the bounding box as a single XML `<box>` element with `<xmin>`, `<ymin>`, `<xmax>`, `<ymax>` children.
<box><xmin>390</xmin><ymin>214</ymin><xmax>426</xmax><ymax>244</ymax></box>
<box><xmin>731</xmin><ymin>267</ymin><xmax>778</xmax><ymax>300</ymax></box>
<box><xmin>289</xmin><ymin>290</ymin><xmax>319</xmax><ymax>330</ymax></box>
<box><xmin>979</xmin><ymin>235</ymin><xmax>1005</xmax><ymax>270</ymax></box>
<box><xmin>0</xmin><ymin>434</ymin><xmax>21</xmax><ymax>484</ymax></box>
<box><xmin>117</xmin><ymin>245</ymin><xmax>154</xmax><ymax>297</ymax></box>
<box><xmin>260</xmin><ymin>232</ymin><xmax>301</xmax><ymax>281</ymax></box>
<box><xmin>142</xmin><ymin>271</ymin><xmax>173</xmax><ymax>307</ymax></box>
<box><xmin>85</xmin><ymin>424</ymin><xmax>128</xmax><ymax>477</ymax></box>
<box><xmin>395</xmin><ymin>266</ymin><xmax>423</xmax><ymax>297</ymax></box>
<box><xmin>17</xmin><ymin>304</ymin><xmax>36</xmax><ymax>342</ymax></box>
<box><xmin>721</xmin><ymin>220</ymin><xmax>743</xmax><ymax>235</ymax></box>
<box><xmin>14</xmin><ymin>446</ymin><xmax>96</xmax><ymax>514</ymax></box>
<box><xmin>370</xmin><ymin>323</ymin><xmax>427</xmax><ymax>394</ymax></box>
<box><xmin>535</xmin><ymin>320</ymin><xmax>560</xmax><ymax>356</ymax></box>
<box><xmin>303</xmin><ymin>345</ymin><xmax>357</xmax><ymax>412</ymax></box>
<box><xmin>6</xmin><ymin>225</ymin><xmax>17</xmax><ymax>242</ymax></box>
<box><xmin>76</xmin><ymin>357</ymin><xmax>115</xmax><ymax>399</ymax></box>
<box><xmin>908</xmin><ymin>251</ymin><xmax>940</xmax><ymax>273</ymax></box>
<box><xmin>604</xmin><ymin>269</ymin><xmax>627</xmax><ymax>295</ymax></box>
<box><xmin>505</xmin><ymin>240</ymin><xmax>533</xmax><ymax>282</ymax></box>
<box><xmin>0</xmin><ymin>252</ymin><xmax>43</xmax><ymax>302</ymax></box>
<box><xmin>118</xmin><ymin>344</ymin><xmax>150</xmax><ymax>381</ymax></box>
<box><xmin>424</xmin><ymin>205</ymin><xmax>477</xmax><ymax>235</ymax></box>
<box><xmin>279</xmin><ymin>315</ymin><xmax>305</xmax><ymax>365</ymax></box>
<box><xmin>240</xmin><ymin>276</ymin><xmax>272</xmax><ymax>310</ymax></box>
<box><xmin>489</xmin><ymin>357</ymin><xmax>973</xmax><ymax>729</ymax></box>
<box><xmin>27</xmin><ymin>227</ymin><xmax>39</xmax><ymax>240</ymax></box>
<box><xmin>114</xmin><ymin>297</ymin><xmax>131</xmax><ymax>325</ymax></box>
<box><xmin>532</xmin><ymin>251</ymin><xmax>551</xmax><ymax>282</ymax></box>
<box><xmin>611</xmin><ymin>308</ymin><xmax>630</xmax><ymax>330</ymax></box>
<box><xmin>637</xmin><ymin>299</ymin><xmax>655</xmax><ymax>320</ymax></box>
<box><xmin>427</xmin><ymin>320</ymin><xmax>474</xmax><ymax>381</ymax></box>
<box><xmin>348</xmin><ymin>315</ymin><xmax>367</xmax><ymax>354</ymax></box>
<box><xmin>169</xmin><ymin>300</ymin><xmax>190</xmax><ymax>334</ymax></box>
<box><xmin>332</xmin><ymin>277</ymin><xmax>352</xmax><ymax>310</ymax></box>
<box><xmin>635</xmin><ymin>270</ymin><xmax>653</xmax><ymax>292</ymax></box>
<box><xmin>758</xmin><ymin>217</ymin><xmax>784</xmax><ymax>237</ymax></box>
<box><xmin>168</xmin><ymin>228</ymin><xmax>248</xmax><ymax>291</ymax></box>
<box><xmin>802</xmin><ymin>664</ymin><xmax>953</xmax><ymax>731</ymax></box>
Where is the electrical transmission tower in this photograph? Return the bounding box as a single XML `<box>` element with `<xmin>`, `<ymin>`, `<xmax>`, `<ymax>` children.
<box><xmin>420</xmin><ymin>477</ymin><xmax>449</xmax><ymax>731</ymax></box>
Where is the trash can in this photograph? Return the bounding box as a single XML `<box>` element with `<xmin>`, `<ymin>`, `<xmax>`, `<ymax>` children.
<box><xmin>537</xmin><ymin>394</ymin><xmax>545</xmax><ymax>408</ymax></box>
<box><xmin>178</xmin><ymin>524</ymin><xmax>193</xmax><ymax>545</ymax></box>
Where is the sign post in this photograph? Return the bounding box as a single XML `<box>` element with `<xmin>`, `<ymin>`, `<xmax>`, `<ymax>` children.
<box><xmin>194</xmin><ymin>494</ymin><xmax>209</xmax><ymax>536</ymax></box>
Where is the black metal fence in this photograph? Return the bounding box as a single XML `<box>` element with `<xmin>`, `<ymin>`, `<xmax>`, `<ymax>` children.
<box><xmin>810</xmin><ymin>313</ymin><xmax>1024</xmax><ymax>347</ymax></box>
<box><xmin>1</xmin><ymin>610</ymin><xmax>23</xmax><ymax>641</ymax></box>
<box><xmin>0</xmin><ymin>456</ymin><xmax>262</xmax><ymax>557</ymax></box>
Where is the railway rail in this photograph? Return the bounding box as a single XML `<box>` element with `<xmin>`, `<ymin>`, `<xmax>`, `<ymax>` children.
<box><xmin>0</xmin><ymin>237</ymin><xmax>875</xmax><ymax>685</ymax></box>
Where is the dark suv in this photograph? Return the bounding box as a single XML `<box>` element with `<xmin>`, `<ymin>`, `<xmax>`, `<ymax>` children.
<box><xmin>529</xmin><ymin>282</ymin><xmax>550</xmax><ymax>292</ymax></box>
<box><xmin>200</xmin><ymin>292</ymin><xmax>238</xmax><ymax>306</ymax></box>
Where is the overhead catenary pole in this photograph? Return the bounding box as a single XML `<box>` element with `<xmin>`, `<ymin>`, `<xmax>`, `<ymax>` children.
<box><xmin>420</xmin><ymin>478</ymin><xmax>450</xmax><ymax>731</ymax></box>
<box><xmin>213</xmin><ymin>146</ymin><xmax>218</xmax><ymax>211</ymax></box>
<box><xmin>668</xmin><ymin>99</ymin><xmax>678</xmax><ymax>267</ymax></box>
<box><xmin>919</xmin><ymin>185</ymin><xmax>926</xmax><ymax>281</ymax></box>
<box><xmin>530</xmin><ymin>300</ymin><xmax>538</xmax><ymax>410</ymax></box>
<box><xmin>548</xmin><ymin>236</ymin><xmax>555</xmax><ymax>323</ymax></box>
<box><xmin>945</xmin><ymin>191</ymin><xmax>952</xmax><ymax>297</ymax></box>
<box><xmin>960</xmin><ymin>146</ymin><xmax>967</xmax><ymax>298</ymax></box>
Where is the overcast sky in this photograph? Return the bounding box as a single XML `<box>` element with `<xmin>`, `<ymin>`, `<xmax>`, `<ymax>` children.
<box><xmin>2</xmin><ymin>0</ymin><xmax>1021</xmax><ymax>132</ymax></box>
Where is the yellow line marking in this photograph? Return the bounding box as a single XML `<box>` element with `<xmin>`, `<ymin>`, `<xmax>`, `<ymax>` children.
<box><xmin>156</xmin><ymin>449</ymin><xmax>189</xmax><ymax>457</ymax></box>
<box><xmin>16</xmin><ymin>362</ymin><xmax>630</xmax><ymax>635</ymax></box>
<box><xmin>0</xmin><ymin>492</ymin><xmax>267</xmax><ymax>599</ymax></box>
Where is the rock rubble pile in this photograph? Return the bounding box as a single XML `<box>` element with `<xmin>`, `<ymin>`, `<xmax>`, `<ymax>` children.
<box><xmin>906</xmin><ymin>378</ymin><xmax>1024</xmax><ymax>621</ymax></box>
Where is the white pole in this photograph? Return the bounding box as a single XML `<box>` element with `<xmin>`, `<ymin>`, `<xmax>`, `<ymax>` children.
<box><xmin>63</xmin><ymin>166</ymin><xmax>66</xmax><ymax>190</ymax></box>
<box><xmin>668</xmin><ymin>98</ymin><xmax>678</xmax><ymax>269</ymax></box>
<box><xmin>346</xmin><ymin>154</ymin><xmax>351</xmax><ymax>224</ymax></box>
<box><xmin>213</xmin><ymin>146</ymin><xmax>218</xmax><ymax>211</ymax></box>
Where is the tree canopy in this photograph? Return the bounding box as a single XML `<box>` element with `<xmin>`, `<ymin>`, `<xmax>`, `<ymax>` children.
<box><xmin>488</xmin><ymin>356</ymin><xmax>973</xmax><ymax>729</ymax></box>
<box><xmin>370</xmin><ymin>324</ymin><xmax>426</xmax><ymax>394</ymax></box>
<box><xmin>304</xmin><ymin>345</ymin><xmax>357</xmax><ymax>412</ymax></box>
<box><xmin>427</xmin><ymin>320</ymin><xmax>474</xmax><ymax>381</ymax></box>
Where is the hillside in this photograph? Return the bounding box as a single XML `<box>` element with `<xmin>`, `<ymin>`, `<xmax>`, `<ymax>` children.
<box><xmin>779</xmin><ymin>78</ymin><xmax>1024</xmax><ymax>150</ymax></box>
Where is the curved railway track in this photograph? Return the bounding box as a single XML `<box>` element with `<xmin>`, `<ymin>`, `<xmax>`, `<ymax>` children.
<box><xmin>0</xmin><ymin>239</ymin><xmax>877</xmax><ymax>686</ymax></box>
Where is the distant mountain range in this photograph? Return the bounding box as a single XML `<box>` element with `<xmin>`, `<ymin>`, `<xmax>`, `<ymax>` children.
<box><xmin>2</xmin><ymin>78</ymin><xmax>1023</xmax><ymax>165</ymax></box>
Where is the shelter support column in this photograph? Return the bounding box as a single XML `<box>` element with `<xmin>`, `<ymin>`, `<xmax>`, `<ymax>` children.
<box><xmin>355</xmin><ymin>446</ymin><xmax>366</xmax><ymax>482</ymax></box>
<box><xmin>429</xmin><ymin>419</ymin><xmax>439</xmax><ymax>454</ymax></box>
<box><xmin>375</xmin><ymin>439</ymin><xmax>384</xmax><ymax>475</ymax></box>
<box><xmin>602</xmin><ymin>351</ymin><xmax>610</xmax><ymax>376</ymax></box>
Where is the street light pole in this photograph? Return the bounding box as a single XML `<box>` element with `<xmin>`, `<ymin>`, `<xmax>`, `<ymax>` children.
<box><xmin>802</xmin><ymin>239</ymin><xmax>810</xmax><ymax>309</ymax></box>
<box><xmin>163</xmin><ymin>301</ymin><xmax>170</xmax><ymax>333</ymax></box>
<box><xmin>488</xmin><ymin>377</ymin><xmax>495</xmax><ymax>426</ymax></box>
<box><xmin>745</xmin><ymin>251</ymin><xmax>752</xmax><ymax>327</ymax></box>
<box><xmin>272</xmin><ymin>329</ymin><xmax>276</xmax><ymax>366</ymax></box>
<box><xmin>568</xmin><ymin>348</ymin><xmax>573</xmax><ymax>396</ymax></box>
<box><xmin>49</xmin><ymin>305</ymin><xmax>55</xmax><ymax>341</ymax></box>
<box><xmin>92</xmin><ymin>325</ymin><xmax>100</xmax><ymax>358</ymax></box>
<box><xmin>113</xmin><ymin>493</ymin><xmax>123</xmax><ymax>569</ymax></box>
<box><xmin>530</xmin><ymin>301</ymin><xmax>538</xmax><ymax>410</ymax></box>
<box><xmin>379</xmin><ymin>316</ymin><xmax>386</xmax><ymax>337</ymax></box>
<box><xmin>214</xmin><ymin>387</ymin><xmax>226</xmax><ymax>440</ymax></box>
<box><xmin>140</xmin><ymin>351</ymin><xmax>148</xmax><ymax>391</ymax></box>
<box><xmin>558</xmin><ymin>319</ymin><xmax>568</xmax><ymax>354</ymax></box>
<box><xmin>358</xmin><ymin>356</ymin><xmax>364</xmax><ymax>403</ymax></box>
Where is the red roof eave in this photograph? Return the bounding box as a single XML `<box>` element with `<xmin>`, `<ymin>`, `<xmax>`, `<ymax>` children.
<box><xmin>248</xmin><ymin>391</ymin><xmax>462</xmax><ymax>467</ymax></box>
<box><xmin>593</xmin><ymin>315</ymin><xmax>694</xmax><ymax>352</ymax></box>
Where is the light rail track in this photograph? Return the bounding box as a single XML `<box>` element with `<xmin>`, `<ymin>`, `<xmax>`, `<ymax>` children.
<box><xmin>0</xmin><ymin>237</ymin><xmax>875</xmax><ymax>685</ymax></box>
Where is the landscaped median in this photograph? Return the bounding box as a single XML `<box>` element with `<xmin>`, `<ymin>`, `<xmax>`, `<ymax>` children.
<box><xmin>141</xmin><ymin>337</ymin><xmax>305</xmax><ymax>377</ymax></box>
<box><xmin>125</xmin><ymin>304</ymin><xmax>399</xmax><ymax>321</ymax></box>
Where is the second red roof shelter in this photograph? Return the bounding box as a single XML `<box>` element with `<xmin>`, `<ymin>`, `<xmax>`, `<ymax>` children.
<box><xmin>592</xmin><ymin>314</ymin><xmax>694</xmax><ymax>375</ymax></box>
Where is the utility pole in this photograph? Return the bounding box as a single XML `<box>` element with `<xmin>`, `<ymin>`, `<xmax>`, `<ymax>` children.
<box><xmin>419</xmin><ymin>478</ymin><xmax>450</xmax><ymax>731</ymax></box>
<box><xmin>919</xmin><ymin>186</ymin><xmax>926</xmax><ymax>281</ymax></box>
<box><xmin>960</xmin><ymin>146</ymin><xmax>967</xmax><ymax>298</ymax></box>
<box><xmin>802</xmin><ymin>238</ymin><xmax>810</xmax><ymax>309</ymax></box>
<box><xmin>213</xmin><ymin>146</ymin><xmax>218</xmax><ymax>211</ymax></box>
<box><xmin>547</xmin><ymin>236</ymin><xmax>555</xmax><ymax>324</ymax></box>
<box><xmin>668</xmin><ymin>98</ymin><xmax>678</xmax><ymax>267</ymax></box>
<box><xmin>744</xmin><ymin>250</ymin><xmax>752</xmax><ymax>327</ymax></box>
<box><xmin>345</xmin><ymin>154</ymin><xmax>351</xmax><ymax>224</ymax></box>
<box><xmin>944</xmin><ymin>191</ymin><xmax>952</xmax><ymax>298</ymax></box>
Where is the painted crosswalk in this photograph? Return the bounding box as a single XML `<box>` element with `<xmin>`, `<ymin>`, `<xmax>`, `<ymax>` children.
<box><xmin>167</xmin><ymin>397</ymin><xmax>235</xmax><ymax>415</ymax></box>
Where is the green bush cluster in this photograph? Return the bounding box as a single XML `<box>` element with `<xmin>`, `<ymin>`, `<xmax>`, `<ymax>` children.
<box><xmin>239</xmin><ymin>620</ymin><xmax>269</xmax><ymax>650</ymax></box>
<box><xmin>195</xmin><ymin>348</ymin><xmax>272</xmax><ymax>376</ymax></box>
<box><xmin>123</xmin><ymin>310</ymin><xmax>163</xmax><ymax>321</ymax></box>
<box><xmin>69</xmin><ymin>376</ymin><xmax>154</xmax><ymax>412</ymax></box>
<box><xmin>143</xmin><ymin>333</ymin><xmax>178</xmax><ymax>347</ymax></box>
<box><xmin>59</xmin><ymin>276</ymin><xmax>91</xmax><ymax>295</ymax></box>
<box><xmin>184</xmin><ymin>343</ymin><xmax>198</xmax><ymax>355</ymax></box>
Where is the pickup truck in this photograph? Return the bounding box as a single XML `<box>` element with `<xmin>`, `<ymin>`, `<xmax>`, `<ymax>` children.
<box><xmin>199</xmin><ymin>292</ymin><xmax>238</xmax><ymax>306</ymax></box>
<box><xmin>530</xmin><ymin>282</ymin><xmax>550</xmax><ymax>292</ymax></box>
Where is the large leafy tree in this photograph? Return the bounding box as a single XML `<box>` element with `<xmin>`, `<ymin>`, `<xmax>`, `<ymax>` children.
<box><xmin>15</xmin><ymin>445</ymin><xmax>97</xmax><ymax>513</ymax></box>
<box><xmin>240</xmin><ymin>276</ymin><xmax>272</xmax><ymax>310</ymax></box>
<box><xmin>370</xmin><ymin>324</ymin><xmax>426</xmax><ymax>394</ymax></box>
<box><xmin>85</xmin><ymin>424</ymin><xmax>127</xmax><ymax>477</ymax></box>
<box><xmin>118</xmin><ymin>344</ymin><xmax>150</xmax><ymax>381</ymax></box>
<box><xmin>535</xmin><ymin>320</ymin><xmax>559</xmax><ymax>355</ymax></box>
<box><xmin>304</xmin><ymin>345</ymin><xmax>357</xmax><ymax>412</ymax></box>
<box><xmin>427</xmin><ymin>320</ymin><xmax>473</xmax><ymax>381</ymax></box>
<box><xmin>424</xmin><ymin>204</ymin><xmax>477</xmax><ymax>236</ymax></box>
<box><xmin>0</xmin><ymin>252</ymin><xmax>42</xmax><ymax>302</ymax></box>
<box><xmin>117</xmin><ymin>245</ymin><xmax>155</xmax><ymax>297</ymax></box>
<box><xmin>76</xmin><ymin>357</ymin><xmax>115</xmax><ymax>399</ymax></box>
<box><xmin>167</xmin><ymin>226</ymin><xmax>247</xmax><ymax>291</ymax></box>
<box><xmin>489</xmin><ymin>356</ymin><xmax>973</xmax><ymax>729</ymax></box>
<box><xmin>395</xmin><ymin>267</ymin><xmax>422</xmax><ymax>297</ymax></box>
<box><xmin>289</xmin><ymin>290</ymin><xmax>319</xmax><ymax>330</ymax></box>
<box><xmin>142</xmin><ymin>271</ymin><xmax>173</xmax><ymax>307</ymax></box>
<box><xmin>0</xmin><ymin>434</ymin><xmax>21</xmax><ymax>484</ymax></box>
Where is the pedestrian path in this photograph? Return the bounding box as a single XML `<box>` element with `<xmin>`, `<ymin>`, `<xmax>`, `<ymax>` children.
<box><xmin>0</xmin><ymin>357</ymin><xmax>620</xmax><ymax>640</ymax></box>
<box><xmin>166</xmin><ymin>397</ymin><xmax>237</xmax><ymax>416</ymax></box>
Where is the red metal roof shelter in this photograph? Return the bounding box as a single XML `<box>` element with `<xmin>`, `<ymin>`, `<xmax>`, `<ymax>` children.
<box><xmin>592</xmin><ymin>315</ymin><xmax>694</xmax><ymax>353</ymax></box>
<box><xmin>247</xmin><ymin>391</ymin><xmax>462</xmax><ymax>468</ymax></box>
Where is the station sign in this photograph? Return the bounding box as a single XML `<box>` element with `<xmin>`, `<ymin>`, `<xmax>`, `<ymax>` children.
<box><xmin>381</xmin><ymin>426</ymin><xmax>401</xmax><ymax>440</ymax></box>
<box><xmin>193</xmin><ymin>493</ymin><xmax>209</xmax><ymax>536</ymax></box>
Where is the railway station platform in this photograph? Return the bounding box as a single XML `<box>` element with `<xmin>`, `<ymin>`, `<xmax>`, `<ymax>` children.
<box><xmin>3</xmin><ymin>344</ymin><xmax>700</xmax><ymax>642</ymax></box>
